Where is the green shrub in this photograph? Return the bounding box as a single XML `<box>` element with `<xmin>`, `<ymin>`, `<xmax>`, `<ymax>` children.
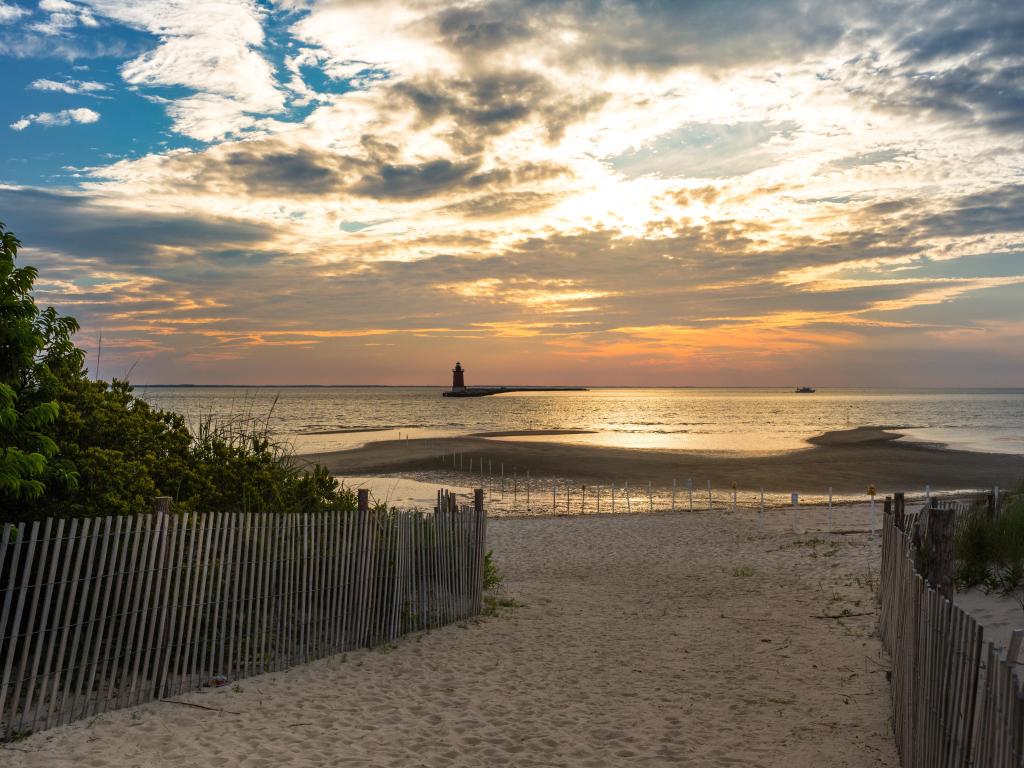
<box><xmin>0</xmin><ymin>221</ymin><xmax>354</xmax><ymax>522</ymax></box>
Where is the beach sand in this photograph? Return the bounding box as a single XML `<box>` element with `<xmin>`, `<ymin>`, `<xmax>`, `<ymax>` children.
<box><xmin>9</xmin><ymin>507</ymin><xmax>897</xmax><ymax>767</ymax></box>
<box><xmin>303</xmin><ymin>426</ymin><xmax>1023</xmax><ymax>494</ymax></box>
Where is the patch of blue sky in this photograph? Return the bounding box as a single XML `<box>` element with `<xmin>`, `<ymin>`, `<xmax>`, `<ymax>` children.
<box><xmin>610</xmin><ymin>121</ymin><xmax>799</xmax><ymax>179</ymax></box>
<box><xmin>339</xmin><ymin>220</ymin><xmax>391</xmax><ymax>233</ymax></box>
<box><xmin>261</xmin><ymin>6</ymin><xmax>388</xmax><ymax>104</ymax></box>
<box><xmin>1</xmin><ymin>60</ymin><xmax>188</xmax><ymax>186</ymax></box>
<box><xmin>0</xmin><ymin>18</ymin><xmax>187</xmax><ymax>186</ymax></box>
<box><xmin>1</xmin><ymin>2</ymin><xmax>398</xmax><ymax>189</ymax></box>
<box><xmin>910</xmin><ymin>250</ymin><xmax>1024</xmax><ymax>281</ymax></box>
<box><xmin>826</xmin><ymin>148</ymin><xmax>909</xmax><ymax>170</ymax></box>
<box><xmin>837</xmin><ymin>249</ymin><xmax>1024</xmax><ymax>283</ymax></box>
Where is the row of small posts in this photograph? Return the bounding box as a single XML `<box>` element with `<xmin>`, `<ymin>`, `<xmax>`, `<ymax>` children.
<box><xmin>0</xmin><ymin>489</ymin><xmax>487</xmax><ymax>741</ymax></box>
<box><xmin>440</xmin><ymin>454</ymin><xmax>881</xmax><ymax>527</ymax></box>
<box><xmin>879</xmin><ymin>493</ymin><xmax>1024</xmax><ymax>767</ymax></box>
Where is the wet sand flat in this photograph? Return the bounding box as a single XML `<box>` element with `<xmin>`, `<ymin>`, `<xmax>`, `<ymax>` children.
<box><xmin>303</xmin><ymin>427</ymin><xmax>1023</xmax><ymax>494</ymax></box>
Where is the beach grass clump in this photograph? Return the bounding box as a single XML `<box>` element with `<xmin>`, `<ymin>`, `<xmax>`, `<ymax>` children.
<box><xmin>954</xmin><ymin>486</ymin><xmax>1024</xmax><ymax>595</ymax></box>
<box><xmin>483</xmin><ymin>549</ymin><xmax>502</xmax><ymax>591</ymax></box>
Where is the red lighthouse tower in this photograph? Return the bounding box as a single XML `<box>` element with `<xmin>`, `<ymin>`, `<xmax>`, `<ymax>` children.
<box><xmin>451</xmin><ymin>361</ymin><xmax>466</xmax><ymax>390</ymax></box>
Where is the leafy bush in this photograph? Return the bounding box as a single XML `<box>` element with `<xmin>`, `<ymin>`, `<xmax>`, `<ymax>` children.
<box><xmin>1</xmin><ymin>220</ymin><xmax>354</xmax><ymax>521</ymax></box>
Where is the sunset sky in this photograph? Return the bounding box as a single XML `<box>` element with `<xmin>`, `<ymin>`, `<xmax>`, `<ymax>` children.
<box><xmin>1</xmin><ymin>0</ymin><xmax>1022</xmax><ymax>386</ymax></box>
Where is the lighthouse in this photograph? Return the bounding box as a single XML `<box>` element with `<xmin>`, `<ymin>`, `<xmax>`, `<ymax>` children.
<box><xmin>442</xmin><ymin>361</ymin><xmax>587</xmax><ymax>397</ymax></box>
<box><xmin>451</xmin><ymin>361</ymin><xmax>466</xmax><ymax>391</ymax></box>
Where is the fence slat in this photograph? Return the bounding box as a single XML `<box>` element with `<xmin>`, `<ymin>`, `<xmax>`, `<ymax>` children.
<box><xmin>70</xmin><ymin>516</ymin><xmax>112</xmax><ymax>724</ymax></box>
<box><xmin>98</xmin><ymin>514</ymin><xmax>135</xmax><ymax>720</ymax></box>
<box><xmin>14</xmin><ymin>518</ymin><xmax>56</xmax><ymax>735</ymax></box>
<box><xmin>158</xmin><ymin>515</ymin><xmax>188</xmax><ymax>700</ymax></box>
<box><xmin>54</xmin><ymin>517</ymin><xmax>96</xmax><ymax>726</ymax></box>
<box><xmin>0</xmin><ymin>523</ymin><xmax>31</xmax><ymax>739</ymax></box>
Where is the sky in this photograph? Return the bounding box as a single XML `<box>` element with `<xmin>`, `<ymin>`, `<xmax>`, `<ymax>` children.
<box><xmin>1</xmin><ymin>0</ymin><xmax>1023</xmax><ymax>387</ymax></box>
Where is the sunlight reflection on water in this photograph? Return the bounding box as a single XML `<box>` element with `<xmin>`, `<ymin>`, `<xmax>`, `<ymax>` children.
<box><xmin>139</xmin><ymin>386</ymin><xmax>1024</xmax><ymax>455</ymax></box>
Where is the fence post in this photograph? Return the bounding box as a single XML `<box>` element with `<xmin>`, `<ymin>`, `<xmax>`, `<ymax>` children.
<box><xmin>987</xmin><ymin>492</ymin><xmax>996</xmax><ymax>520</ymax></box>
<box><xmin>894</xmin><ymin>492</ymin><xmax>905</xmax><ymax>530</ymax></box>
<box><xmin>358</xmin><ymin>489</ymin><xmax>369</xmax><ymax>515</ymax></box>
<box><xmin>927</xmin><ymin>498</ymin><xmax>955</xmax><ymax>600</ymax></box>
<box><xmin>474</xmin><ymin>488</ymin><xmax>483</xmax><ymax>514</ymax></box>
<box><xmin>153</xmin><ymin>496</ymin><xmax>171</xmax><ymax>516</ymax></box>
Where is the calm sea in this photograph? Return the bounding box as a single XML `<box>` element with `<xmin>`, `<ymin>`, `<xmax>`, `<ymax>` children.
<box><xmin>138</xmin><ymin>387</ymin><xmax>1024</xmax><ymax>457</ymax></box>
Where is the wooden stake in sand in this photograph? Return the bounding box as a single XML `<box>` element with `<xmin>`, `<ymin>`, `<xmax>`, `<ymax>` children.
<box><xmin>582</xmin><ymin>485</ymin><xmax>586</xmax><ymax>514</ymax></box>
<box><xmin>647</xmin><ymin>481</ymin><xmax>652</xmax><ymax>513</ymax></box>
<box><xmin>672</xmin><ymin>479</ymin><xmax>676</xmax><ymax>513</ymax></box>
<box><xmin>687</xmin><ymin>479</ymin><xmax>693</xmax><ymax>512</ymax></box>
<box><xmin>707</xmin><ymin>480</ymin><xmax>712</xmax><ymax>512</ymax></box>
<box><xmin>526</xmin><ymin>471</ymin><xmax>530</xmax><ymax>512</ymax></box>
<box><xmin>596</xmin><ymin>486</ymin><xmax>600</xmax><ymax>514</ymax></box>
<box><xmin>868</xmin><ymin>485</ymin><xmax>877</xmax><ymax>536</ymax></box>
<box><xmin>731</xmin><ymin>483</ymin><xmax>737</xmax><ymax>513</ymax></box>
<box><xmin>791</xmin><ymin>492</ymin><xmax>799</xmax><ymax>534</ymax></box>
<box><xmin>552</xmin><ymin>481</ymin><xmax>556</xmax><ymax>513</ymax></box>
<box><xmin>611</xmin><ymin>482</ymin><xmax>615</xmax><ymax>514</ymax></box>
<box><xmin>759</xmin><ymin>488</ymin><xmax>764</xmax><ymax>530</ymax></box>
<box><xmin>625</xmin><ymin>482</ymin><xmax>631</xmax><ymax>513</ymax></box>
<box><xmin>828</xmin><ymin>487</ymin><xmax>833</xmax><ymax>533</ymax></box>
<box><xmin>926</xmin><ymin>499</ymin><xmax>954</xmax><ymax>600</ymax></box>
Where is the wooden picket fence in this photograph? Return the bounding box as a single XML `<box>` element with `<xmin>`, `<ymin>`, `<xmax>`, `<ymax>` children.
<box><xmin>880</xmin><ymin>503</ymin><xmax>1024</xmax><ymax>767</ymax></box>
<box><xmin>0</xmin><ymin>489</ymin><xmax>487</xmax><ymax>741</ymax></box>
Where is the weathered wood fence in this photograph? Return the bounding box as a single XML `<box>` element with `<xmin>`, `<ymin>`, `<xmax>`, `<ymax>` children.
<box><xmin>0</xmin><ymin>488</ymin><xmax>486</xmax><ymax>740</ymax></box>
<box><xmin>879</xmin><ymin>495</ymin><xmax>1024</xmax><ymax>767</ymax></box>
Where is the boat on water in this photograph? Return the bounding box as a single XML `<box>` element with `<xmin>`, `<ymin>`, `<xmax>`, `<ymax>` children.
<box><xmin>795</xmin><ymin>386</ymin><xmax>816</xmax><ymax>393</ymax></box>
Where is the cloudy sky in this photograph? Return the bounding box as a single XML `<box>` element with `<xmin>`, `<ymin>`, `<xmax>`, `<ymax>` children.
<box><xmin>1</xmin><ymin>0</ymin><xmax>1022</xmax><ymax>386</ymax></box>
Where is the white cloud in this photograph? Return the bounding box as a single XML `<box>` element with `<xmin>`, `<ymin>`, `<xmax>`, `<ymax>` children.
<box><xmin>0</xmin><ymin>2</ymin><xmax>28</xmax><ymax>23</ymax></box>
<box><xmin>30</xmin><ymin>0</ymin><xmax>98</xmax><ymax>34</ymax></box>
<box><xmin>76</xmin><ymin>0</ymin><xmax>285</xmax><ymax>141</ymax></box>
<box><xmin>10</xmin><ymin>107</ymin><xmax>100</xmax><ymax>130</ymax></box>
<box><xmin>29</xmin><ymin>77</ymin><xmax>107</xmax><ymax>94</ymax></box>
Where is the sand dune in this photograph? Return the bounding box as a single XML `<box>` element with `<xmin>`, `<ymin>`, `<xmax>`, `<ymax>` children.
<box><xmin>9</xmin><ymin>506</ymin><xmax>896</xmax><ymax>767</ymax></box>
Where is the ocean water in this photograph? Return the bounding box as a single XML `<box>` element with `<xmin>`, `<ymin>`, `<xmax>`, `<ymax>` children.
<box><xmin>138</xmin><ymin>387</ymin><xmax>1024</xmax><ymax>457</ymax></box>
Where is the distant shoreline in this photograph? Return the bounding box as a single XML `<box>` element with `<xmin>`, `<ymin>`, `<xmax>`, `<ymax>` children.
<box><xmin>301</xmin><ymin>426</ymin><xmax>1023</xmax><ymax>494</ymax></box>
<box><xmin>138</xmin><ymin>384</ymin><xmax>1024</xmax><ymax>391</ymax></box>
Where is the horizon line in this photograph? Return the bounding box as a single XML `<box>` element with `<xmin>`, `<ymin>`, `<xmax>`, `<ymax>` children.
<box><xmin>133</xmin><ymin>383</ymin><xmax>1024</xmax><ymax>390</ymax></box>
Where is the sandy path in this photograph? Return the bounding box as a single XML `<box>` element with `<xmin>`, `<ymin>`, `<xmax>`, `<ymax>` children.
<box><xmin>8</xmin><ymin>510</ymin><xmax>897</xmax><ymax>768</ymax></box>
